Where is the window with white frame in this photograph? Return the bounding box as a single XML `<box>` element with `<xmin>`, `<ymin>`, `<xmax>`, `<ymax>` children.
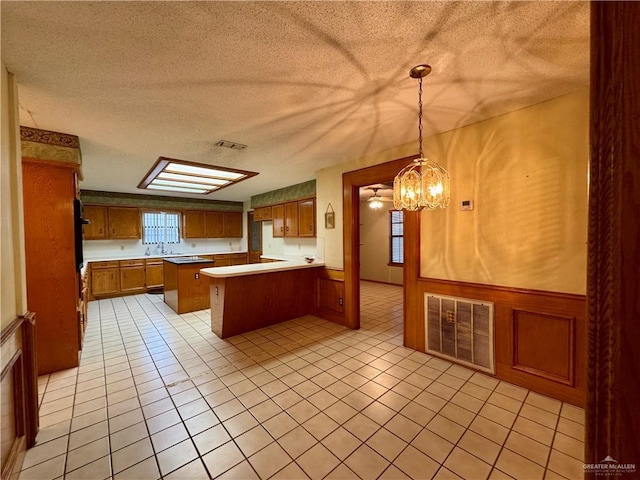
<box><xmin>389</xmin><ymin>210</ymin><xmax>404</xmax><ymax>265</ymax></box>
<box><xmin>142</xmin><ymin>211</ymin><xmax>180</xmax><ymax>245</ymax></box>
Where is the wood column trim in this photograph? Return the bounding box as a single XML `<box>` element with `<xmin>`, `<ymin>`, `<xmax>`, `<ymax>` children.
<box><xmin>587</xmin><ymin>1</ymin><xmax>640</xmax><ymax>471</ymax></box>
<box><xmin>342</xmin><ymin>155</ymin><xmax>418</xmax><ymax>331</ymax></box>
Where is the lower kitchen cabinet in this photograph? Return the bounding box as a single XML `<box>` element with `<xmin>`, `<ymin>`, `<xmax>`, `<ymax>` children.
<box><xmin>91</xmin><ymin>261</ymin><xmax>120</xmax><ymax>296</ymax></box>
<box><xmin>119</xmin><ymin>260</ymin><xmax>146</xmax><ymax>293</ymax></box>
<box><xmin>145</xmin><ymin>259</ymin><xmax>164</xmax><ymax>289</ymax></box>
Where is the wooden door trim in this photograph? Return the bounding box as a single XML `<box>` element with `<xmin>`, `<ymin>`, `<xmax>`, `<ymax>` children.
<box><xmin>586</xmin><ymin>1</ymin><xmax>640</xmax><ymax>470</ymax></box>
<box><xmin>342</xmin><ymin>155</ymin><xmax>417</xmax><ymax>331</ymax></box>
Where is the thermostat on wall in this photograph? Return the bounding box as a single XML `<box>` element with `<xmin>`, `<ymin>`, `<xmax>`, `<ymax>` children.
<box><xmin>460</xmin><ymin>200</ymin><xmax>474</xmax><ymax>211</ymax></box>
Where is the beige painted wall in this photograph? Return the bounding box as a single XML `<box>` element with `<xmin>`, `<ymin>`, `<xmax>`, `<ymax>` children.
<box><xmin>316</xmin><ymin>91</ymin><xmax>588</xmax><ymax>295</ymax></box>
<box><xmin>359</xmin><ymin>201</ymin><xmax>403</xmax><ymax>285</ymax></box>
<box><xmin>1</xmin><ymin>64</ymin><xmax>27</xmax><ymax>329</ymax></box>
<box><xmin>420</xmin><ymin>91</ymin><xmax>588</xmax><ymax>294</ymax></box>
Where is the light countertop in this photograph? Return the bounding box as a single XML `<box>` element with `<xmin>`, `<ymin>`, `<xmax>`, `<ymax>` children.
<box><xmin>200</xmin><ymin>255</ymin><xmax>323</xmax><ymax>278</ymax></box>
<box><xmin>84</xmin><ymin>251</ymin><xmax>247</xmax><ymax>262</ymax></box>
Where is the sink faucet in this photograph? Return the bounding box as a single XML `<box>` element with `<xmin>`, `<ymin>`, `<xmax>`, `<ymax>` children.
<box><xmin>157</xmin><ymin>242</ymin><xmax>166</xmax><ymax>255</ymax></box>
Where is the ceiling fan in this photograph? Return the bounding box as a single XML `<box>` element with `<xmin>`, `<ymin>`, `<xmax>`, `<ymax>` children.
<box><xmin>366</xmin><ymin>187</ymin><xmax>393</xmax><ymax>210</ymax></box>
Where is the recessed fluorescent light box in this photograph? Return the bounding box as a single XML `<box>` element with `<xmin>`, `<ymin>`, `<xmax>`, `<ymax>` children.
<box><xmin>138</xmin><ymin>157</ymin><xmax>258</xmax><ymax>195</ymax></box>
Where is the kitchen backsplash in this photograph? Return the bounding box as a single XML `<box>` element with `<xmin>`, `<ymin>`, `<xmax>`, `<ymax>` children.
<box><xmin>83</xmin><ymin>238</ymin><xmax>246</xmax><ymax>260</ymax></box>
<box><xmin>261</xmin><ymin>221</ymin><xmax>318</xmax><ymax>258</ymax></box>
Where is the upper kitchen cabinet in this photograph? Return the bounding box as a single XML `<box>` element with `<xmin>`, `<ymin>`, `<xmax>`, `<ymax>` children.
<box><xmin>83</xmin><ymin>205</ymin><xmax>141</xmax><ymax>239</ymax></box>
<box><xmin>184</xmin><ymin>210</ymin><xmax>206</xmax><ymax>238</ymax></box>
<box><xmin>184</xmin><ymin>210</ymin><xmax>243</xmax><ymax>238</ymax></box>
<box><xmin>271</xmin><ymin>198</ymin><xmax>315</xmax><ymax>238</ymax></box>
<box><xmin>83</xmin><ymin>205</ymin><xmax>107</xmax><ymax>239</ymax></box>
<box><xmin>205</xmin><ymin>212</ymin><xmax>224</xmax><ymax>237</ymax></box>
<box><xmin>253</xmin><ymin>206</ymin><xmax>272</xmax><ymax>221</ymax></box>
<box><xmin>108</xmin><ymin>207</ymin><xmax>141</xmax><ymax>238</ymax></box>
<box><xmin>285</xmin><ymin>202</ymin><xmax>299</xmax><ymax>237</ymax></box>
<box><xmin>298</xmin><ymin>198</ymin><xmax>316</xmax><ymax>237</ymax></box>
<box><xmin>272</xmin><ymin>205</ymin><xmax>285</xmax><ymax>237</ymax></box>
<box><xmin>224</xmin><ymin>212</ymin><xmax>243</xmax><ymax>238</ymax></box>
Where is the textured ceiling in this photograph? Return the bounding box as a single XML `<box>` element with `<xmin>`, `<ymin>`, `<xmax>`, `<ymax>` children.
<box><xmin>1</xmin><ymin>1</ymin><xmax>590</xmax><ymax>202</ymax></box>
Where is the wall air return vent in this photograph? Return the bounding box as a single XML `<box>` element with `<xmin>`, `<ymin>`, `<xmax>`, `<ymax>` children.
<box><xmin>424</xmin><ymin>293</ymin><xmax>495</xmax><ymax>374</ymax></box>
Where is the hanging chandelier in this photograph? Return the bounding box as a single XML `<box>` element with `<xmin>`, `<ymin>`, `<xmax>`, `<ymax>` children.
<box><xmin>393</xmin><ymin>64</ymin><xmax>450</xmax><ymax>211</ymax></box>
<box><xmin>367</xmin><ymin>187</ymin><xmax>384</xmax><ymax>210</ymax></box>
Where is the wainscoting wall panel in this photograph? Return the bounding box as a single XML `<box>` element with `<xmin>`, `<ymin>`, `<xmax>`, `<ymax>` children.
<box><xmin>513</xmin><ymin>310</ymin><xmax>575</xmax><ymax>386</ymax></box>
<box><xmin>0</xmin><ymin>313</ymin><xmax>38</xmax><ymax>480</ymax></box>
<box><xmin>413</xmin><ymin>278</ymin><xmax>586</xmax><ymax>407</ymax></box>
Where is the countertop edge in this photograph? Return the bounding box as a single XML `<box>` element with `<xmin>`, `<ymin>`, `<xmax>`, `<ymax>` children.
<box><xmin>201</xmin><ymin>260</ymin><xmax>324</xmax><ymax>278</ymax></box>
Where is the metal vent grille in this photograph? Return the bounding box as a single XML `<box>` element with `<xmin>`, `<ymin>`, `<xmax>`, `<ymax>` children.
<box><xmin>424</xmin><ymin>293</ymin><xmax>494</xmax><ymax>374</ymax></box>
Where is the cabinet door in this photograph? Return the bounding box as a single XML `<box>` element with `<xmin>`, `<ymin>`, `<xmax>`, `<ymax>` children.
<box><xmin>83</xmin><ymin>205</ymin><xmax>108</xmax><ymax>239</ymax></box>
<box><xmin>272</xmin><ymin>204</ymin><xmax>285</xmax><ymax>237</ymax></box>
<box><xmin>254</xmin><ymin>206</ymin><xmax>272</xmax><ymax>221</ymax></box>
<box><xmin>224</xmin><ymin>212</ymin><xmax>243</xmax><ymax>238</ymax></box>
<box><xmin>230</xmin><ymin>254</ymin><xmax>247</xmax><ymax>265</ymax></box>
<box><xmin>205</xmin><ymin>212</ymin><xmax>225</xmax><ymax>238</ymax></box>
<box><xmin>120</xmin><ymin>265</ymin><xmax>146</xmax><ymax>292</ymax></box>
<box><xmin>108</xmin><ymin>207</ymin><xmax>141</xmax><ymax>239</ymax></box>
<box><xmin>285</xmin><ymin>202</ymin><xmax>299</xmax><ymax>237</ymax></box>
<box><xmin>91</xmin><ymin>268</ymin><xmax>119</xmax><ymax>296</ymax></box>
<box><xmin>184</xmin><ymin>210</ymin><xmax>206</xmax><ymax>238</ymax></box>
<box><xmin>298</xmin><ymin>198</ymin><xmax>316</xmax><ymax>237</ymax></box>
<box><xmin>145</xmin><ymin>263</ymin><xmax>163</xmax><ymax>289</ymax></box>
<box><xmin>213</xmin><ymin>255</ymin><xmax>232</xmax><ymax>267</ymax></box>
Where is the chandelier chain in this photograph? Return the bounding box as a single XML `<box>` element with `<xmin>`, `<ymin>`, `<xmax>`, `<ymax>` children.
<box><xmin>418</xmin><ymin>76</ymin><xmax>424</xmax><ymax>159</ymax></box>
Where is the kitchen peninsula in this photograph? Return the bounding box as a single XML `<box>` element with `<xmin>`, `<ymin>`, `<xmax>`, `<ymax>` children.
<box><xmin>201</xmin><ymin>256</ymin><xmax>323</xmax><ymax>338</ymax></box>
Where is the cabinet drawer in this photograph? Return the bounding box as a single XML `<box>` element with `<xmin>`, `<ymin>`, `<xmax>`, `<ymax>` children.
<box><xmin>120</xmin><ymin>259</ymin><xmax>144</xmax><ymax>267</ymax></box>
<box><xmin>145</xmin><ymin>258</ymin><xmax>163</xmax><ymax>266</ymax></box>
<box><xmin>91</xmin><ymin>261</ymin><xmax>119</xmax><ymax>269</ymax></box>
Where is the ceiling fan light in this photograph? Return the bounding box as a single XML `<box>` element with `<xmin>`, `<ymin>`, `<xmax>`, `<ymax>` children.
<box><xmin>368</xmin><ymin>197</ymin><xmax>383</xmax><ymax>210</ymax></box>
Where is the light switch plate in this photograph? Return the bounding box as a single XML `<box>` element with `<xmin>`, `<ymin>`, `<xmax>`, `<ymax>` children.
<box><xmin>460</xmin><ymin>200</ymin><xmax>474</xmax><ymax>211</ymax></box>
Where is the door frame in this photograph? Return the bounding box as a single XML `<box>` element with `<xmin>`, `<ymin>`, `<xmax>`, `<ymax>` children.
<box><xmin>342</xmin><ymin>155</ymin><xmax>423</xmax><ymax>349</ymax></box>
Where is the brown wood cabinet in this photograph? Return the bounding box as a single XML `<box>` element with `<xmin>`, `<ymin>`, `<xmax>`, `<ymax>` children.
<box><xmin>83</xmin><ymin>205</ymin><xmax>108</xmax><ymax>239</ymax></box>
<box><xmin>91</xmin><ymin>261</ymin><xmax>120</xmax><ymax>296</ymax></box>
<box><xmin>253</xmin><ymin>206</ymin><xmax>272</xmax><ymax>221</ymax></box>
<box><xmin>119</xmin><ymin>260</ymin><xmax>145</xmax><ymax>293</ymax></box>
<box><xmin>205</xmin><ymin>212</ymin><xmax>224</xmax><ymax>237</ymax></box>
<box><xmin>163</xmin><ymin>259</ymin><xmax>215</xmax><ymax>314</ymax></box>
<box><xmin>145</xmin><ymin>259</ymin><xmax>164</xmax><ymax>289</ymax></box>
<box><xmin>224</xmin><ymin>212</ymin><xmax>243</xmax><ymax>238</ymax></box>
<box><xmin>285</xmin><ymin>202</ymin><xmax>299</xmax><ymax>237</ymax></box>
<box><xmin>272</xmin><ymin>198</ymin><xmax>316</xmax><ymax>238</ymax></box>
<box><xmin>83</xmin><ymin>205</ymin><xmax>141</xmax><ymax>240</ymax></box>
<box><xmin>298</xmin><ymin>198</ymin><xmax>316</xmax><ymax>237</ymax></box>
<box><xmin>272</xmin><ymin>204</ymin><xmax>285</xmax><ymax>237</ymax></box>
<box><xmin>108</xmin><ymin>207</ymin><xmax>141</xmax><ymax>239</ymax></box>
<box><xmin>22</xmin><ymin>159</ymin><xmax>80</xmax><ymax>374</ymax></box>
<box><xmin>184</xmin><ymin>210</ymin><xmax>206</xmax><ymax>238</ymax></box>
<box><xmin>184</xmin><ymin>210</ymin><xmax>243</xmax><ymax>238</ymax></box>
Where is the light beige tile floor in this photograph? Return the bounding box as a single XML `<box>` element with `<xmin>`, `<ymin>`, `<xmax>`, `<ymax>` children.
<box><xmin>22</xmin><ymin>281</ymin><xmax>585</xmax><ymax>479</ymax></box>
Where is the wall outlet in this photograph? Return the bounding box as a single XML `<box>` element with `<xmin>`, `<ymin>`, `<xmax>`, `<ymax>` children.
<box><xmin>120</xmin><ymin>245</ymin><xmax>125</xmax><ymax>250</ymax></box>
<box><xmin>339</xmin><ymin>297</ymin><xmax>344</xmax><ymax>306</ymax></box>
<box><xmin>191</xmin><ymin>243</ymin><xmax>196</xmax><ymax>248</ymax></box>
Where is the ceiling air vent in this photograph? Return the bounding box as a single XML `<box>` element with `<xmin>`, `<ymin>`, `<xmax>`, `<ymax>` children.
<box><xmin>215</xmin><ymin>140</ymin><xmax>247</xmax><ymax>150</ymax></box>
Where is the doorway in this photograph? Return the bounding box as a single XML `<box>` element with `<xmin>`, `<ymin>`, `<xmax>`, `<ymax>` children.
<box><xmin>342</xmin><ymin>155</ymin><xmax>418</xmax><ymax>335</ymax></box>
<box><xmin>247</xmin><ymin>211</ymin><xmax>262</xmax><ymax>263</ymax></box>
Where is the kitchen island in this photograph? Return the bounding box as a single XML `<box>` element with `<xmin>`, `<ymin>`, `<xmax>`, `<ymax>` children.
<box><xmin>201</xmin><ymin>256</ymin><xmax>323</xmax><ymax>338</ymax></box>
<box><xmin>164</xmin><ymin>256</ymin><xmax>216</xmax><ymax>314</ymax></box>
